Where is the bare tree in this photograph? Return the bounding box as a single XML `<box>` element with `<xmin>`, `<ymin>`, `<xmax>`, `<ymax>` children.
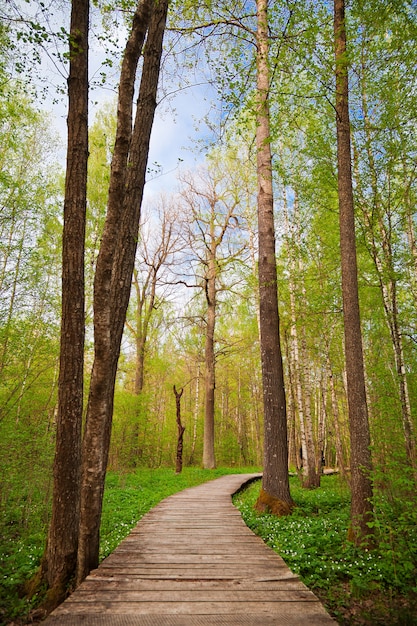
<box><xmin>126</xmin><ymin>198</ymin><xmax>182</xmax><ymax>396</ymax></box>
<box><xmin>179</xmin><ymin>165</ymin><xmax>245</xmax><ymax>469</ymax></box>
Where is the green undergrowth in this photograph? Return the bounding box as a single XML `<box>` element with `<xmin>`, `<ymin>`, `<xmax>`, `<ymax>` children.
<box><xmin>0</xmin><ymin>466</ymin><xmax>259</xmax><ymax>625</ymax></box>
<box><xmin>233</xmin><ymin>475</ymin><xmax>417</xmax><ymax>625</ymax></box>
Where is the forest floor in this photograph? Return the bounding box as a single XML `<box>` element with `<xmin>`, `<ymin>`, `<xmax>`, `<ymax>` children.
<box><xmin>233</xmin><ymin>475</ymin><xmax>417</xmax><ymax>626</ymax></box>
<box><xmin>2</xmin><ymin>468</ymin><xmax>417</xmax><ymax>625</ymax></box>
<box><xmin>316</xmin><ymin>583</ymin><xmax>417</xmax><ymax>625</ymax></box>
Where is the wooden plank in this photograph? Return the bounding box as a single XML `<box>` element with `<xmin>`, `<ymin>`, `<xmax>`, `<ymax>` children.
<box><xmin>51</xmin><ymin>600</ymin><xmax>329</xmax><ymax>616</ymax></box>
<box><xmin>79</xmin><ymin>579</ymin><xmax>305</xmax><ymax>592</ymax></box>
<box><xmin>63</xmin><ymin>590</ymin><xmax>319</xmax><ymax>603</ymax></box>
<box><xmin>44</xmin><ymin>614</ymin><xmax>333</xmax><ymax>626</ymax></box>
<box><xmin>98</xmin><ymin>566</ymin><xmax>288</xmax><ymax>575</ymax></box>
<box><xmin>90</xmin><ymin>567</ymin><xmax>294</xmax><ymax>578</ymax></box>
<box><xmin>105</xmin><ymin>553</ymin><xmax>284</xmax><ymax>562</ymax></box>
<box><xmin>43</xmin><ymin>473</ymin><xmax>336</xmax><ymax>625</ymax></box>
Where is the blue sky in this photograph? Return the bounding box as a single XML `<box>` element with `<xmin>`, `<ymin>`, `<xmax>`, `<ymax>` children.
<box><xmin>31</xmin><ymin>1</ymin><xmax>213</xmax><ymax>200</ymax></box>
<box><xmin>47</xmin><ymin>61</ymin><xmax>212</xmax><ymax>203</ymax></box>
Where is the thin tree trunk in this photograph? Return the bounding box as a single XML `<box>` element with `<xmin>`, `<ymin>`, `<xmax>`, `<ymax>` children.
<box><xmin>300</xmin><ymin>334</ymin><xmax>320</xmax><ymax>487</ymax></box>
<box><xmin>189</xmin><ymin>361</ymin><xmax>201</xmax><ymax>465</ymax></box>
<box><xmin>129</xmin><ymin>268</ymin><xmax>148</xmax><ymax>395</ymax></box>
<box><xmin>318</xmin><ymin>377</ymin><xmax>327</xmax><ymax>475</ymax></box>
<box><xmin>326</xmin><ymin>348</ymin><xmax>349</xmax><ymax>481</ymax></box>
<box><xmin>77</xmin><ymin>0</ymin><xmax>168</xmax><ymax>584</ymax></box>
<box><xmin>373</xmin><ymin>248</ymin><xmax>417</xmax><ymax>469</ymax></box>
<box><xmin>285</xmin><ymin>336</ymin><xmax>298</xmax><ymax>471</ymax></box>
<box><xmin>254</xmin><ymin>0</ymin><xmax>293</xmax><ymax>515</ymax></box>
<box><xmin>174</xmin><ymin>385</ymin><xmax>185</xmax><ymax>474</ymax></box>
<box><xmin>294</xmin><ymin>190</ymin><xmax>320</xmax><ymax>487</ymax></box>
<box><xmin>0</xmin><ymin>214</ymin><xmax>28</xmax><ymax>375</ymax></box>
<box><xmin>250</xmin><ymin>372</ymin><xmax>263</xmax><ymax>466</ymax></box>
<box><xmin>283</xmin><ymin>187</ymin><xmax>318</xmax><ymax>487</ymax></box>
<box><xmin>334</xmin><ymin>0</ymin><xmax>374</xmax><ymax>545</ymax></box>
<box><xmin>404</xmin><ymin>161</ymin><xmax>417</xmax><ymax>302</ymax></box>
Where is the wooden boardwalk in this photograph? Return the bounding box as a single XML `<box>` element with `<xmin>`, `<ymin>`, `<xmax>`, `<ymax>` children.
<box><xmin>44</xmin><ymin>474</ymin><xmax>336</xmax><ymax>625</ymax></box>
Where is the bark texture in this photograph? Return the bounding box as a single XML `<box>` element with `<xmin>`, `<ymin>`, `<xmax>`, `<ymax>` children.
<box><xmin>334</xmin><ymin>0</ymin><xmax>374</xmax><ymax>545</ymax></box>
<box><xmin>77</xmin><ymin>0</ymin><xmax>169</xmax><ymax>584</ymax></box>
<box><xmin>42</xmin><ymin>0</ymin><xmax>88</xmax><ymax>605</ymax></box>
<box><xmin>203</xmin><ymin>249</ymin><xmax>217</xmax><ymax>469</ymax></box>
<box><xmin>174</xmin><ymin>385</ymin><xmax>185</xmax><ymax>474</ymax></box>
<box><xmin>254</xmin><ymin>0</ymin><xmax>293</xmax><ymax>513</ymax></box>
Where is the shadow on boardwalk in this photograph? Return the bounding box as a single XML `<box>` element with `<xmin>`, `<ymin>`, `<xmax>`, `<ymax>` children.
<box><xmin>44</xmin><ymin>474</ymin><xmax>336</xmax><ymax>625</ymax></box>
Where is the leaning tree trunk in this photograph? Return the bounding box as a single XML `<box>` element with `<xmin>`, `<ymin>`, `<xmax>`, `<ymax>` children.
<box><xmin>76</xmin><ymin>0</ymin><xmax>169</xmax><ymax>585</ymax></box>
<box><xmin>41</xmin><ymin>0</ymin><xmax>88</xmax><ymax>608</ymax></box>
<box><xmin>334</xmin><ymin>0</ymin><xmax>374</xmax><ymax>545</ymax></box>
<box><xmin>254</xmin><ymin>0</ymin><xmax>293</xmax><ymax>515</ymax></box>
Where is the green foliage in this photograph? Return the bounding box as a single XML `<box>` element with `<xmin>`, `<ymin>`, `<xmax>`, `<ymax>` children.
<box><xmin>0</xmin><ymin>420</ymin><xmax>54</xmax><ymax>624</ymax></box>
<box><xmin>234</xmin><ymin>475</ymin><xmax>417</xmax><ymax>624</ymax></box>
<box><xmin>0</xmin><ymin>85</ymin><xmax>61</xmax><ymax>626</ymax></box>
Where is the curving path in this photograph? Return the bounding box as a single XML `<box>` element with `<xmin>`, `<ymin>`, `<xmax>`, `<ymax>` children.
<box><xmin>44</xmin><ymin>473</ymin><xmax>336</xmax><ymax>625</ymax></box>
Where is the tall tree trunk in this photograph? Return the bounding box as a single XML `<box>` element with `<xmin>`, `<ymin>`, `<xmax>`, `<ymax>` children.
<box><xmin>254</xmin><ymin>0</ymin><xmax>293</xmax><ymax>515</ymax></box>
<box><xmin>40</xmin><ymin>0</ymin><xmax>88</xmax><ymax>606</ymax></box>
<box><xmin>334</xmin><ymin>0</ymin><xmax>374</xmax><ymax>545</ymax></box>
<box><xmin>77</xmin><ymin>0</ymin><xmax>168</xmax><ymax>584</ymax></box>
<box><xmin>404</xmin><ymin>161</ymin><xmax>417</xmax><ymax>303</ymax></box>
<box><xmin>203</xmin><ymin>251</ymin><xmax>216</xmax><ymax>469</ymax></box>
<box><xmin>250</xmin><ymin>370</ymin><xmax>263</xmax><ymax>466</ymax></box>
<box><xmin>181</xmin><ymin>172</ymin><xmax>239</xmax><ymax>470</ymax></box>
<box><xmin>0</xmin><ymin>213</ymin><xmax>28</xmax><ymax>375</ymax></box>
<box><xmin>366</xmin><ymin>230</ymin><xmax>417</xmax><ymax>469</ymax></box>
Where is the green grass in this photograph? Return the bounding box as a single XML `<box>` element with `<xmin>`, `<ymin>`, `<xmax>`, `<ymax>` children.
<box><xmin>0</xmin><ymin>466</ymin><xmax>259</xmax><ymax>625</ymax></box>
<box><xmin>3</xmin><ymin>468</ymin><xmax>416</xmax><ymax>626</ymax></box>
<box><xmin>233</xmin><ymin>475</ymin><xmax>417</xmax><ymax>625</ymax></box>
